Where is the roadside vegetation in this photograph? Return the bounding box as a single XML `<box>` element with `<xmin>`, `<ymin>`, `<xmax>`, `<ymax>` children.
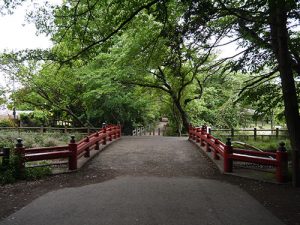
<box><xmin>0</xmin><ymin>131</ymin><xmax>85</xmax><ymax>184</ymax></box>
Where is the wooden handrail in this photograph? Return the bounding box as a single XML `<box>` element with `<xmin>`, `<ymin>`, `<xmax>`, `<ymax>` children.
<box><xmin>189</xmin><ymin>125</ymin><xmax>288</xmax><ymax>183</ymax></box>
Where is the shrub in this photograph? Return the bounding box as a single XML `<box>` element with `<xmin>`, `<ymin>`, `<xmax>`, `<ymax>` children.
<box><xmin>0</xmin><ymin>119</ymin><xmax>17</xmax><ymax>127</ymax></box>
<box><xmin>25</xmin><ymin>166</ymin><xmax>51</xmax><ymax>180</ymax></box>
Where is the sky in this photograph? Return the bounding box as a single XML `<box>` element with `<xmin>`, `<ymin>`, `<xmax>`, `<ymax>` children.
<box><xmin>0</xmin><ymin>0</ymin><xmax>61</xmax><ymax>88</ymax></box>
<box><xmin>0</xmin><ymin>0</ymin><xmax>239</xmax><ymax>89</ymax></box>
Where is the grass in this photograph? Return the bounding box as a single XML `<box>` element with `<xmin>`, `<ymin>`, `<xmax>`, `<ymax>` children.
<box><xmin>0</xmin><ymin>131</ymin><xmax>86</xmax><ymax>184</ymax></box>
<box><xmin>0</xmin><ymin>131</ymin><xmax>85</xmax><ymax>149</ymax></box>
<box><xmin>231</xmin><ymin>137</ymin><xmax>291</xmax><ymax>152</ymax></box>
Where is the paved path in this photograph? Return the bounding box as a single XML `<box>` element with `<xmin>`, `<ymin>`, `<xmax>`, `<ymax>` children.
<box><xmin>0</xmin><ymin>137</ymin><xmax>284</xmax><ymax>225</ymax></box>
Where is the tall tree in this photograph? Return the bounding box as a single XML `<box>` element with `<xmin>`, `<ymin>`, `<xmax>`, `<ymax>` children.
<box><xmin>182</xmin><ymin>0</ymin><xmax>300</xmax><ymax>186</ymax></box>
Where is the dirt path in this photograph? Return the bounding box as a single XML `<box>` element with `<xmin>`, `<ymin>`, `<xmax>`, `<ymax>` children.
<box><xmin>0</xmin><ymin>136</ymin><xmax>299</xmax><ymax>224</ymax></box>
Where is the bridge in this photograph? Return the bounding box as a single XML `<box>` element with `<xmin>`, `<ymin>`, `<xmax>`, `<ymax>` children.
<box><xmin>0</xmin><ymin>126</ymin><xmax>286</xmax><ymax>225</ymax></box>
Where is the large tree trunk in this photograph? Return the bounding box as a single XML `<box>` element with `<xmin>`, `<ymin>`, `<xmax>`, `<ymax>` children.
<box><xmin>269</xmin><ymin>0</ymin><xmax>300</xmax><ymax>187</ymax></box>
<box><xmin>172</xmin><ymin>96</ymin><xmax>190</xmax><ymax>133</ymax></box>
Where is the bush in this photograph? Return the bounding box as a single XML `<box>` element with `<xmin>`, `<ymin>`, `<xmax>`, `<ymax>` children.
<box><xmin>0</xmin><ymin>119</ymin><xmax>17</xmax><ymax>127</ymax></box>
<box><xmin>25</xmin><ymin>166</ymin><xmax>51</xmax><ymax>180</ymax></box>
<box><xmin>0</xmin><ymin>130</ymin><xmax>85</xmax><ymax>184</ymax></box>
<box><xmin>0</xmin><ymin>153</ymin><xmax>52</xmax><ymax>184</ymax></box>
<box><xmin>20</xmin><ymin>110</ymin><xmax>51</xmax><ymax>127</ymax></box>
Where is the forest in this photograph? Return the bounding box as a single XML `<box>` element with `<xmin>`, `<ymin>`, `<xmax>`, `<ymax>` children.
<box><xmin>0</xmin><ymin>0</ymin><xmax>300</xmax><ymax>185</ymax></box>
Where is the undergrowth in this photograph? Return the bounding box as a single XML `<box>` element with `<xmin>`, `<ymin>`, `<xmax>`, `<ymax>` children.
<box><xmin>0</xmin><ymin>131</ymin><xmax>85</xmax><ymax>184</ymax></box>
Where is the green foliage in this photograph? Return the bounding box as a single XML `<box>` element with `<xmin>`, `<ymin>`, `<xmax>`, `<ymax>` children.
<box><xmin>0</xmin><ymin>119</ymin><xmax>17</xmax><ymax>127</ymax></box>
<box><xmin>0</xmin><ymin>153</ymin><xmax>21</xmax><ymax>183</ymax></box>
<box><xmin>20</xmin><ymin>110</ymin><xmax>51</xmax><ymax>127</ymax></box>
<box><xmin>0</xmin><ymin>154</ymin><xmax>51</xmax><ymax>184</ymax></box>
<box><xmin>0</xmin><ymin>131</ymin><xmax>84</xmax><ymax>184</ymax></box>
<box><xmin>25</xmin><ymin>166</ymin><xmax>51</xmax><ymax>181</ymax></box>
<box><xmin>0</xmin><ymin>131</ymin><xmax>83</xmax><ymax>149</ymax></box>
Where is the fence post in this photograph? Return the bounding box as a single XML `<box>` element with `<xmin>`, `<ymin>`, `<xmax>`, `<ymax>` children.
<box><xmin>113</xmin><ymin>126</ymin><xmax>117</xmax><ymax>139</ymax></box>
<box><xmin>196</xmin><ymin>128</ymin><xmax>201</xmax><ymax>142</ymax></box>
<box><xmin>68</xmin><ymin>136</ymin><xmax>78</xmax><ymax>170</ymax></box>
<box><xmin>117</xmin><ymin>125</ymin><xmax>121</xmax><ymax>138</ymax></box>
<box><xmin>254</xmin><ymin>127</ymin><xmax>257</xmax><ymax>140</ymax></box>
<box><xmin>95</xmin><ymin>132</ymin><xmax>100</xmax><ymax>150</ymax></box>
<box><xmin>84</xmin><ymin>136</ymin><xmax>90</xmax><ymax>157</ymax></box>
<box><xmin>103</xmin><ymin>127</ymin><xmax>107</xmax><ymax>145</ymax></box>
<box><xmin>224</xmin><ymin>138</ymin><xmax>233</xmax><ymax>173</ymax></box>
<box><xmin>213</xmin><ymin>139</ymin><xmax>220</xmax><ymax>160</ymax></box>
<box><xmin>208</xmin><ymin>127</ymin><xmax>211</xmax><ymax>135</ymax></box>
<box><xmin>231</xmin><ymin>128</ymin><xmax>234</xmax><ymax>138</ymax></box>
<box><xmin>200</xmin><ymin>126</ymin><xmax>206</xmax><ymax>147</ymax></box>
<box><xmin>202</xmin><ymin>125</ymin><xmax>207</xmax><ymax>134</ymax></box>
<box><xmin>2</xmin><ymin>147</ymin><xmax>10</xmax><ymax>170</ymax></box>
<box><xmin>15</xmin><ymin>138</ymin><xmax>25</xmax><ymax>178</ymax></box>
<box><xmin>276</xmin><ymin>128</ymin><xmax>279</xmax><ymax>139</ymax></box>
<box><xmin>40</xmin><ymin>126</ymin><xmax>44</xmax><ymax>133</ymax></box>
<box><xmin>188</xmin><ymin>125</ymin><xmax>193</xmax><ymax>140</ymax></box>
<box><xmin>206</xmin><ymin>133</ymin><xmax>211</xmax><ymax>152</ymax></box>
<box><xmin>276</xmin><ymin>142</ymin><xmax>288</xmax><ymax>183</ymax></box>
<box><xmin>108</xmin><ymin>127</ymin><xmax>112</xmax><ymax>141</ymax></box>
<box><xmin>158</xmin><ymin>128</ymin><xmax>161</xmax><ymax>136</ymax></box>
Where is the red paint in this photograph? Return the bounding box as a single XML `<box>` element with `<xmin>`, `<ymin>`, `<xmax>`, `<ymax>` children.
<box><xmin>189</xmin><ymin>125</ymin><xmax>288</xmax><ymax>183</ymax></box>
<box><xmin>19</xmin><ymin>125</ymin><xmax>121</xmax><ymax>171</ymax></box>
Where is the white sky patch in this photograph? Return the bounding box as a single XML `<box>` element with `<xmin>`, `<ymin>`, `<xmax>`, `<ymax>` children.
<box><xmin>0</xmin><ymin>0</ymin><xmax>61</xmax><ymax>89</ymax></box>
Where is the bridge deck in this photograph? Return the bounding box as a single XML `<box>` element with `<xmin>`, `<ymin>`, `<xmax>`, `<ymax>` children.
<box><xmin>87</xmin><ymin>136</ymin><xmax>219</xmax><ymax>178</ymax></box>
<box><xmin>0</xmin><ymin>136</ymin><xmax>284</xmax><ymax>225</ymax></box>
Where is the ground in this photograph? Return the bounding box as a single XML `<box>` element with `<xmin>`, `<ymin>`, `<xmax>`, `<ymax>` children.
<box><xmin>0</xmin><ymin>136</ymin><xmax>299</xmax><ymax>225</ymax></box>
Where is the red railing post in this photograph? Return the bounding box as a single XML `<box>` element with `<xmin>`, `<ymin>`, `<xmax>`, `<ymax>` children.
<box><xmin>84</xmin><ymin>136</ymin><xmax>90</xmax><ymax>157</ymax></box>
<box><xmin>224</xmin><ymin>138</ymin><xmax>233</xmax><ymax>173</ymax></box>
<box><xmin>68</xmin><ymin>136</ymin><xmax>78</xmax><ymax>170</ymax></box>
<box><xmin>202</xmin><ymin>125</ymin><xmax>207</xmax><ymax>134</ymax></box>
<box><xmin>188</xmin><ymin>124</ymin><xmax>193</xmax><ymax>140</ymax></box>
<box><xmin>276</xmin><ymin>142</ymin><xmax>288</xmax><ymax>183</ymax></box>
<box><xmin>200</xmin><ymin>126</ymin><xmax>206</xmax><ymax>147</ymax></box>
<box><xmin>117</xmin><ymin>124</ymin><xmax>121</xmax><ymax>138</ymax></box>
<box><xmin>193</xmin><ymin>127</ymin><xmax>197</xmax><ymax>140</ymax></box>
<box><xmin>196</xmin><ymin>128</ymin><xmax>201</xmax><ymax>142</ymax></box>
<box><xmin>103</xmin><ymin>127</ymin><xmax>107</xmax><ymax>145</ymax></box>
<box><xmin>108</xmin><ymin>127</ymin><xmax>112</xmax><ymax>141</ymax></box>
<box><xmin>15</xmin><ymin>138</ymin><xmax>25</xmax><ymax>178</ymax></box>
<box><xmin>95</xmin><ymin>132</ymin><xmax>100</xmax><ymax>150</ymax></box>
<box><xmin>213</xmin><ymin>139</ymin><xmax>220</xmax><ymax>160</ymax></box>
<box><xmin>112</xmin><ymin>126</ymin><xmax>117</xmax><ymax>139</ymax></box>
<box><xmin>206</xmin><ymin>133</ymin><xmax>211</xmax><ymax>152</ymax></box>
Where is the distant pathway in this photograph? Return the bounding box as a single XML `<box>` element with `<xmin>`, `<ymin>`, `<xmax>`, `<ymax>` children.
<box><xmin>0</xmin><ymin>137</ymin><xmax>284</xmax><ymax>225</ymax></box>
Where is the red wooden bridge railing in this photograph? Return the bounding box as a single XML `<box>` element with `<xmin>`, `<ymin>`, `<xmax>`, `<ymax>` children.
<box><xmin>189</xmin><ymin>125</ymin><xmax>288</xmax><ymax>183</ymax></box>
<box><xmin>14</xmin><ymin>124</ymin><xmax>121</xmax><ymax>174</ymax></box>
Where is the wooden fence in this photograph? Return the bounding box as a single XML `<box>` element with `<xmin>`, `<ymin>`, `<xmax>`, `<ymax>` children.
<box><xmin>2</xmin><ymin>125</ymin><xmax>121</xmax><ymax>175</ymax></box>
<box><xmin>189</xmin><ymin>125</ymin><xmax>289</xmax><ymax>183</ymax></box>
<box><xmin>132</xmin><ymin>126</ymin><xmax>165</xmax><ymax>136</ymax></box>
<box><xmin>208</xmin><ymin>127</ymin><xmax>288</xmax><ymax>139</ymax></box>
<box><xmin>0</xmin><ymin>126</ymin><xmax>102</xmax><ymax>135</ymax></box>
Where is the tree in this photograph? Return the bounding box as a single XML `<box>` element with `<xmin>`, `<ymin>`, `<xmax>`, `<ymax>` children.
<box><xmin>181</xmin><ymin>0</ymin><xmax>300</xmax><ymax>186</ymax></box>
<box><xmin>96</xmin><ymin>9</ymin><xmax>221</xmax><ymax>132</ymax></box>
